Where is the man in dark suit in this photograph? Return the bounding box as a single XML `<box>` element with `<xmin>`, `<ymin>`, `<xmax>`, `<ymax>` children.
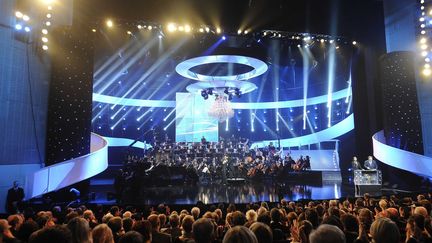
<box><xmin>148</xmin><ymin>214</ymin><xmax>171</xmax><ymax>243</ymax></box>
<box><xmin>6</xmin><ymin>181</ymin><xmax>24</xmax><ymax>214</ymax></box>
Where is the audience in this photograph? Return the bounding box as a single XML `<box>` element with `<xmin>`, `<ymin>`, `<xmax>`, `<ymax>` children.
<box><xmin>4</xmin><ymin>193</ymin><xmax>432</xmax><ymax>243</ymax></box>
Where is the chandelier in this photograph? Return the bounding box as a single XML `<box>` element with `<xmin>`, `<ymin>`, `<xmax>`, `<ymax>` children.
<box><xmin>208</xmin><ymin>95</ymin><xmax>235</xmax><ymax>122</ymax></box>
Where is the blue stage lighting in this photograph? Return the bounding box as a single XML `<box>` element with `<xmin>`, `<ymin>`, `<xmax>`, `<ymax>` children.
<box><xmin>110</xmin><ymin>126</ymin><xmax>114</xmax><ymax>130</ymax></box>
<box><xmin>15</xmin><ymin>24</ymin><xmax>22</xmax><ymax>30</ymax></box>
<box><xmin>222</xmin><ymin>36</ymin><xmax>226</xmax><ymax>40</ymax></box>
<box><xmin>24</xmin><ymin>26</ymin><xmax>30</xmax><ymax>32</ymax></box>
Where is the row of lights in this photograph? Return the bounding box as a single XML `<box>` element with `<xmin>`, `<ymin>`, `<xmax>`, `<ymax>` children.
<box><xmin>261</xmin><ymin>31</ymin><xmax>357</xmax><ymax>46</ymax></box>
<box><xmin>419</xmin><ymin>0</ymin><xmax>432</xmax><ymax>76</ymax></box>
<box><xmin>14</xmin><ymin>11</ymin><xmax>31</xmax><ymax>32</ymax></box>
<box><xmin>41</xmin><ymin>2</ymin><xmax>53</xmax><ymax>51</ymax></box>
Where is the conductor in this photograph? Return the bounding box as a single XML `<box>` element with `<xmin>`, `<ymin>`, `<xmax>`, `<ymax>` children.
<box><xmin>364</xmin><ymin>156</ymin><xmax>378</xmax><ymax>170</ymax></box>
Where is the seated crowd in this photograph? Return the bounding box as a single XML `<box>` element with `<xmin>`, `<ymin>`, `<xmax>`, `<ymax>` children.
<box><xmin>1</xmin><ymin>193</ymin><xmax>432</xmax><ymax>243</ymax></box>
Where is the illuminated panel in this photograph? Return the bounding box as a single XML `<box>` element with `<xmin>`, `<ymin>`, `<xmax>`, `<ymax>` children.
<box><xmin>103</xmin><ymin>136</ymin><xmax>153</xmax><ymax>150</ymax></box>
<box><xmin>175</xmin><ymin>55</ymin><xmax>268</xmax><ymax>82</ymax></box>
<box><xmin>25</xmin><ymin>133</ymin><xmax>108</xmax><ymax>199</ymax></box>
<box><xmin>175</xmin><ymin>93</ymin><xmax>218</xmax><ymax>142</ymax></box>
<box><xmin>251</xmin><ymin>114</ymin><xmax>354</xmax><ymax>148</ymax></box>
<box><xmin>93</xmin><ymin>88</ymin><xmax>351</xmax><ymax>109</ymax></box>
<box><xmin>373</xmin><ymin>130</ymin><xmax>432</xmax><ymax>177</ymax></box>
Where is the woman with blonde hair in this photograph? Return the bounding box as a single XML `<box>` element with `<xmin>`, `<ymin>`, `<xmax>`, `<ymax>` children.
<box><xmin>92</xmin><ymin>224</ymin><xmax>114</xmax><ymax>243</ymax></box>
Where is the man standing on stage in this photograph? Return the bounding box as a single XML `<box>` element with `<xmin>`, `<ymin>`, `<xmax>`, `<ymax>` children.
<box><xmin>6</xmin><ymin>181</ymin><xmax>24</xmax><ymax>214</ymax></box>
<box><xmin>352</xmin><ymin>157</ymin><xmax>363</xmax><ymax>170</ymax></box>
<box><xmin>364</xmin><ymin>156</ymin><xmax>378</xmax><ymax>170</ymax></box>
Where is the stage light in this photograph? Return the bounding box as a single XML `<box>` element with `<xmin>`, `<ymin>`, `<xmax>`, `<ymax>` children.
<box><xmin>178</xmin><ymin>26</ymin><xmax>184</xmax><ymax>32</ymax></box>
<box><xmin>158</xmin><ymin>34</ymin><xmax>163</xmax><ymax>39</ymax></box>
<box><xmin>320</xmin><ymin>39</ymin><xmax>325</xmax><ymax>43</ymax></box>
<box><xmin>126</xmin><ymin>30</ymin><xmax>132</xmax><ymax>35</ymax></box>
<box><xmin>422</xmin><ymin>51</ymin><xmax>428</xmax><ymax>57</ymax></box>
<box><xmin>46</xmin><ymin>21</ymin><xmax>51</xmax><ymax>26</ymax></box>
<box><xmin>244</xmin><ymin>30</ymin><xmax>248</xmax><ymax>34</ymax></box>
<box><xmin>22</xmin><ymin>15</ymin><xmax>29</xmax><ymax>21</ymax></box>
<box><xmin>421</xmin><ymin>24</ymin><xmax>426</xmax><ymax>28</ymax></box>
<box><xmin>42</xmin><ymin>45</ymin><xmax>48</xmax><ymax>50</ymax></box>
<box><xmin>426</xmin><ymin>57</ymin><xmax>431</xmax><ymax>62</ymax></box>
<box><xmin>205</xmin><ymin>27</ymin><xmax>210</xmax><ymax>33</ymax></box>
<box><xmin>148</xmin><ymin>26</ymin><xmax>153</xmax><ymax>30</ymax></box>
<box><xmin>184</xmin><ymin>25</ymin><xmax>191</xmax><ymax>32</ymax></box>
<box><xmin>47</xmin><ymin>5</ymin><xmax>52</xmax><ymax>10</ymax></box>
<box><xmin>15</xmin><ymin>24</ymin><xmax>22</xmax><ymax>30</ymax></box>
<box><xmin>15</xmin><ymin>11</ymin><xmax>23</xmax><ymax>18</ymax></box>
<box><xmin>167</xmin><ymin>23</ymin><xmax>176</xmax><ymax>32</ymax></box>
<box><xmin>222</xmin><ymin>36</ymin><xmax>226</xmax><ymax>40</ymax></box>
<box><xmin>42</xmin><ymin>0</ymin><xmax>54</xmax><ymax>4</ymax></box>
<box><xmin>46</xmin><ymin>13</ymin><xmax>52</xmax><ymax>18</ymax></box>
<box><xmin>42</xmin><ymin>37</ymin><xmax>48</xmax><ymax>42</ymax></box>
<box><xmin>237</xmin><ymin>29</ymin><xmax>242</xmax><ymax>34</ymax></box>
<box><xmin>329</xmin><ymin>40</ymin><xmax>334</xmax><ymax>44</ymax></box>
<box><xmin>430</xmin><ymin>9</ymin><xmax>432</xmax><ymax>15</ymax></box>
<box><xmin>425</xmin><ymin>63</ymin><xmax>430</xmax><ymax>69</ymax></box>
<box><xmin>42</xmin><ymin>29</ymin><xmax>48</xmax><ymax>34</ymax></box>
<box><xmin>421</xmin><ymin>30</ymin><xmax>426</xmax><ymax>35</ymax></box>
<box><xmin>297</xmin><ymin>44</ymin><xmax>301</xmax><ymax>48</ymax></box>
<box><xmin>336</xmin><ymin>46</ymin><xmax>340</xmax><ymax>49</ymax></box>
<box><xmin>92</xmin><ymin>29</ymin><xmax>96</xmax><ymax>33</ymax></box>
<box><xmin>352</xmin><ymin>41</ymin><xmax>357</xmax><ymax>45</ymax></box>
<box><xmin>137</xmin><ymin>25</ymin><xmax>142</xmax><ymax>29</ymax></box>
<box><xmin>420</xmin><ymin>38</ymin><xmax>427</xmax><ymax>44</ymax></box>
<box><xmin>423</xmin><ymin>68</ymin><xmax>431</xmax><ymax>76</ymax></box>
<box><xmin>421</xmin><ymin>44</ymin><xmax>428</xmax><ymax>50</ymax></box>
<box><xmin>199</xmin><ymin>28</ymin><xmax>204</xmax><ymax>32</ymax></box>
<box><xmin>106</xmin><ymin>19</ymin><xmax>113</xmax><ymax>28</ymax></box>
<box><xmin>216</xmin><ymin>27</ymin><xmax>221</xmax><ymax>34</ymax></box>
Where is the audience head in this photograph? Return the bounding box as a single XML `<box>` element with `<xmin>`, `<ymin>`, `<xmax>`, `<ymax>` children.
<box><xmin>309</xmin><ymin>224</ymin><xmax>345</xmax><ymax>243</ymax></box>
<box><xmin>67</xmin><ymin>217</ymin><xmax>91</xmax><ymax>243</ymax></box>
<box><xmin>192</xmin><ymin>218</ymin><xmax>214</xmax><ymax>243</ymax></box>
<box><xmin>249</xmin><ymin>222</ymin><xmax>272</xmax><ymax>243</ymax></box>
<box><xmin>123</xmin><ymin>217</ymin><xmax>134</xmax><ymax>232</ymax></box>
<box><xmin>110</xmin><ymin>206</ymin><xmax>121</xmax><ymax>217</ymax></box>
<box><xmin>270</xmin><ymin>208</ymin><xmax>282</xmax><ymax>223</ymax></box>
<box><xmin>92</xmin><ymin>223</ymin><xmax>114</xmax><ymax>243</ymax></box>
<box><xmin>169</xmin><ymin>213</ymin><xmax>180</xmax><ymax>228</ymax></box>
<box><xmin>370</xmin><ymin>217</ymin><xmax>400</xmax><ymax>243</ymax></box>
<box><xmin>119</xmin><ymin>231</ymin><xmax>144</xmax><ymax>243</ymax></box>
<box><xmin>17</xmin><ymin>220</ymin><xmax>39</xmax><ymax>242</ymax></box>
<box><xmin>257</xmin><ymin>212</ymin><xmax>271</xmax><ymax>226</ymax></box>
<box><xmin>29</xmin><ymin>225</ymin><xmax>72</xmax><ymax>243</ymax></box>
<box><xmin>131</xmin><ymin>220</ymin><xmax>152</xmax><ymax>243</ymax></box>
<box><xmin>191</xmin><ymin>207</ymin><xmax>201</xmax><ymax>220</ymax></box>
<box><xmin>231</xmin><ymin>211</ymin><xmax>246</xmax><ymax>226</ymax></box>
<box><xmin>107</xmin><ymin>216</ymin><xmax>123</xmax><ymax>236</ymax></box>
<box><xmin>147</xmin><ymin>214</ymin><xmax>160</xmax><ymax>232</ymax></box>
<box><xmin>223</xmin><ymin>226</ymin><xmax>258</xmax><ymax>243</ymax></box>
<box><xmin>246</xmin><ymin>210</ymin><xmax>258</xmax><ymax>223</ymax></box>
<box><xmin>182</xmin><ymin>215</ymin><xmax>195</xmax><ymax>234</ymax></box>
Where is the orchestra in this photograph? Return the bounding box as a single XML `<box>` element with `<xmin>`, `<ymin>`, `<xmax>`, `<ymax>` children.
<box><xmin>123</xmin><ymin>137</ymin><xmax>313</xmax><ymax>181</ymax></box>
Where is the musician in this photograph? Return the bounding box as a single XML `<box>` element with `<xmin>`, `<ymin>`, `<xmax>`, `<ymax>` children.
<box><xmin>352</xmin><ymin>156</ymin><xmax>362</xmax><ymax>170</ymax></box>
<box><xmin>364</xmin><ymin>156</ymin><xmax>378</xmax><ymax>170</ymax></box>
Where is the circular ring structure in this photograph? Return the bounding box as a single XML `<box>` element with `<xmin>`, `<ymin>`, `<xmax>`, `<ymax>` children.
<box><xmin>185</xmin><ymin>80</ymin><xmax>257</xmax><ymax>95</ymax></box>
<box><xmin>175</xmin><ymin>55</ymin><xmax>268</xmax><ymax>82</ymax></box>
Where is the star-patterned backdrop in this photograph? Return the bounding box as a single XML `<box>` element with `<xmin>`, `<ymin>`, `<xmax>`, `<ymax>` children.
<box><xmin>379</xmin><ymin>51</ymin><xmax>424</xmax><ymax>154</ymax></box>
<box><xmin>45</xmin><ymin>27</ymin><xmax>94</xmax><ymax>165</ymax></box>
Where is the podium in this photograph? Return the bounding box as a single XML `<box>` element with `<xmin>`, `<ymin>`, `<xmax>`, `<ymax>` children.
<box><xmin>354</xmin><ymin>170</ymin><xmax>382</xmax><ymax>196</ymax></box>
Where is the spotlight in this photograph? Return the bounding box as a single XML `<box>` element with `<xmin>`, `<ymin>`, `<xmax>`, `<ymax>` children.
<box><xmin>184</xmin><ymin>25</ymin><xmax>191</xmax><ymax>32</ymax></box>
<box><xmin>420</xmin><ymin>38</ymin><xmax>427</xmax><ymax>44</ymax></box>
<box><xmin>42</xmin><ymin>45</ymin><xmax>48</xmax><ymax>50</ymax></box>
<box><xmin>137</xmin><ymin>25</ymin><xmax>142</xmax><ymax>29</ymax></box>
<box><xmin>237</xmin><ymin>29</ymin><xmax>242</xmax><ymax>34</ymax></box>
<box><xmin>148</xmin><ymin>26</ymin><xmax>153</xmax><ymax>30</ymax></box>
<box><xmin>42</xmin><ymin>29</ymin><xmax>48</xmax><ymax>34</ymax></box>
<box><xmin>205</xmin><ymin>27</ymin><xmax>210</xmax><ymax>32</ymax></box>
<box><xmin>320</xmin><ymin>39</ymin><xmax>325</xmax><ymax>43</ymax></box>
<box><xmin>15</xmin><ymin>24</ymin><xmax>22</xmax><ymax>30</ymax></box>
<box><xmin>222</xmin><ymin>35</ymin><xmax>226</xmax><ymax>40</ymax></box>
<box><xmin>244</xmin><ymin>30</ymin><xmax>248</xmax><ymax>34</ymax></box>
<box><xmin>106</xmin><ymin>19</ymin><xmax>113</xmax><ymax>28</ymax></box>
<box><xmin>199</xmin><ymin>28</ymin><xmax>204</xmax><ymax>33</ymax></box>
<box><xmin>46</xmin><ymin>13</ymin><xmax>52</xmax><ymax>18</ymax></box>
<box><xmin>158</xmin><ymin>34</ymin><xmax>163</xmax><ymax>39</ymax></box>
<box><xmin>423</xmin><ymin>68</ymin><xmax>431</xmax><ymax>76</ymax></box>
<box><xmin>92</xmin><ymin>29</ymin><xmax>96</xmax><ymax>32</ymax></box>
<box><xmin>167</xmin><ymin>23</ymin><xmax>176</xmax><ymax>32</ymax></box>
<box><xmin>22</xmin><ymin>15</ymin><xmax>29</xmax><ymax>21</ymax></box>
<box><xmin>329</xmin><ymin>40</ymin><xmax>334</xmax><ymax>44</ymax></box>
<box><xmin>297</xmin><ymin>44</ymin><xmax>301</xmax><ymax>48</ymax></box>
<box><xmin>15</xmin><ymin>11</ymin><xmax>23</xmax><ymax>18</ymax></box>
<box><xmin>352</xmin><ymin>41</ymin><xmax>357</xmax><ymax>45</ymax></box>
<box><xmin>216</xmin><ymin>27</ymin><xmax>221</xmax><ymax>34</ymax></box>
<box><xmin>126</xmin><ymin>30</ymin><xmax>132</xmax><ymax>35</ymax></box>
<box><xmin>24</xmin><ymin>26</ymin><xmax>30</xmax><ymax>32</ymax></box>
<box><xmin>178</xmin><ymin>26</ymin><xmax>184</xmax><ymax>32</ymax></box>
<box><xmin>46</xmin><ymin>21</ymin><xmax>51</xmax><ymax>26</ymax></box>
<box><xmin>421</xmin><ymin>44</ymin><xmax>428</xmax><ymax>50</ymax></box>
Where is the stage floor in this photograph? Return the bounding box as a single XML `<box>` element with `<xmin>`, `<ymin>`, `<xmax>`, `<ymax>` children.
<box><xmin>90</xmin><ymin>179</ymin><xmax>356</xmax><ymax>205</ymax></box>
